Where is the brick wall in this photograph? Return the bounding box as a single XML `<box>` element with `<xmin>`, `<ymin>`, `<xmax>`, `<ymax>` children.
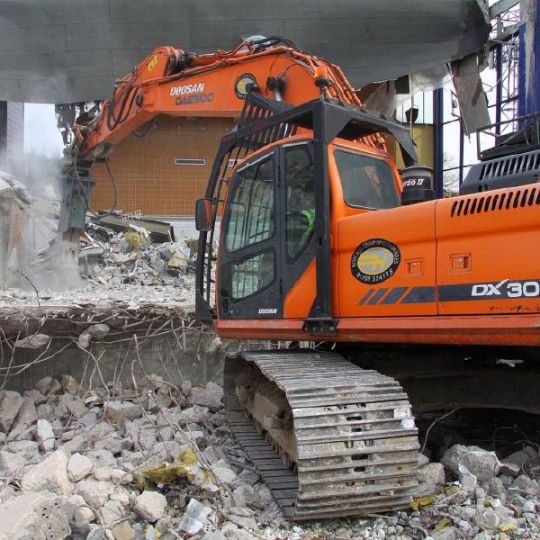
<box><xmin>91</xmin><ymin>115</ymin><xmax>235</xmax><ymax>216</ymax></box>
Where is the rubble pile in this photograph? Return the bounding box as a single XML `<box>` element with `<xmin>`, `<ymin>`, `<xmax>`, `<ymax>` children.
<box><xmin>80</xmin><ymin>219</ymin><xmax>196</xmax><ymax>291</ymax></box>
<box><xmin>0</xmin><ymin>217</ymin><xmax>199</xmax><ymax>310</ymax></box>
<box><xmin>1</xmin><ymin>375</ymin><xmax>540</xmax><ymax>540</ymax></box>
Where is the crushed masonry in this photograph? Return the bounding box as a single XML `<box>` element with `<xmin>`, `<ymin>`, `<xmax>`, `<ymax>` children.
<box><xmin>0</xmin><ymin>374</ymin><xmax>539</xmax><ymax>539</ymax></box>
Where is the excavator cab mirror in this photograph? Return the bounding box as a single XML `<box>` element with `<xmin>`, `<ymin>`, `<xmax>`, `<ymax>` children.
<box><xmin>195</xmin><ymin>198</ymin><xmax>213</xmax><ymax>232</ymax></box>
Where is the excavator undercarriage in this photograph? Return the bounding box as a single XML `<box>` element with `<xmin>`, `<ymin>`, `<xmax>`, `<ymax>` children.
<box><xmin>224</xmin><ymin>351</ymin><xmax>419</xmax><ymax>520</ymax></box>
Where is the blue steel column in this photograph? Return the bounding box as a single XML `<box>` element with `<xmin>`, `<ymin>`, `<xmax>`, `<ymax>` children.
<box><xmin>433</xmin><ymin>88</ymin><xmax>444</xmax><ymax>198</ymax></box>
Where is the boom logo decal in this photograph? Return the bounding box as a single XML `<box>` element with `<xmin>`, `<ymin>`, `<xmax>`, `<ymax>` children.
<box><xmin>170</xmin><ymin>83</ymin><xmax>205</xmax><ymax>96</ymax></box>
<box><xmin>170</xmin><ymin>83</ymin><xmax>215</xmax><ymax>105</ymax></box>
<box><xmin>351</xmin><ymin>239</ymin><xmax>400</xmax><ymax>284</ymax></box>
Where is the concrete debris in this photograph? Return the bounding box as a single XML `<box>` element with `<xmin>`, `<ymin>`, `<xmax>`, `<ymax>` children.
<box><xmin>78</xmin><ymin>323</ymin><xmax>111</xmax><ymax>349</ymax></box>
<box><xmin>36</xmin><ymin>418</ymin><xmax>55</xmax><ymax>452</ymax></box>
<box><xmin>442</xmin><ymin>444</ymin><xmax>501</xmax><ymax>482</ymax></box>
<box><xmin>111</xmin><ymin>521</ymin><xmax>136</xmax><ymax>540</ymax></box>
<box><xmin>105</xmin><ymin>401</ymin><xmax>143</xmax><ymax>425</ymax></box>
<box><xmin>1</xmin><ymin>375</ymin><xmax>540</xmax><ymax>539</ymax></box>
<box><xmin>62</xmin><ymin>374</ymin><xmax>81</xmax><ymax>395</ymax></box>
<box><xmin>418</xmin><ymin>462</ymin><xmax>446</xmax><ymax>486</ymax></box>
<box><xmin>0</xmin><ymin>491</ymin><xmax>70</xmax><ymax>540</ymax></box>
<box><xmin>191</xmin><ymin>381</ymin><xmax>224</xmax><ymax>412</ymax></box>
<box><xmin>1</xmin><ymin>220</ymin><xmax>197</xmax><ymax>311</ymax></box>
<box><xmin>68</xmin><ymin>453</ymin><xmax>94</xmax><ymax>482</ymax></box>
<box><xmin>13</xmin><ymin>333</ymin><xmax>51</xmax><ymax>349</ymax></box>
<box><xmin>0</xmin><ymin>391</ymin><xmax>24</xmax><ymax>432</ymax></box>
<box><xmin>0</xmin><ymin>450</ymin><xmax>25</xmax><ymax>476</ymax></box>
<box><xmin>80</xmin><ymin>221</ymin><xmax>194</xmax><ymax>291</ymax></box>
<box><xmin>134</xmin><ymin>491</ymin><xmax>167</xmax><ymax>522</ymax></box>
<box><xmin>21</xmin><ymin>450</ymin><xmax>73</xmax><ymax>495</ymax></box>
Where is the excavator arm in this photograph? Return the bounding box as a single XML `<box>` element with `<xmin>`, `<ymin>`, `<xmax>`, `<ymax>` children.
<box><xmin>74</xmin><ymin>37</ymin><xmax>372</xmax><ymax>160</ymax></box>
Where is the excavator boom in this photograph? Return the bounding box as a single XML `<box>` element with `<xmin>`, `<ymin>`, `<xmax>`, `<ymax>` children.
<box><xmin>74</xmin><ymin>37</ymin><xmax>371</xmax><ymax>160</ymax></box>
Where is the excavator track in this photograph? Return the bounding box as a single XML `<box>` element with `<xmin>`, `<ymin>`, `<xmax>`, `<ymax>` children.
<box><xmin>224</xmin><ymin>350</ymin><xmax>420</xmax><ymax>521</ymax></box>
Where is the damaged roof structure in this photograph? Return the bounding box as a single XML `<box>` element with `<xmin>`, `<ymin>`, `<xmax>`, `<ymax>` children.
<box><xmin>0</xmin><ymin>0</ymin><xmax>489</xmax><ymax>103</ymax></box>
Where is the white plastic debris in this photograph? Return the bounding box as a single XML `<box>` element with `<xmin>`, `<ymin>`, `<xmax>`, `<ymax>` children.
<box><xmin>177</xmin><ymin>498</ymin><xmax>212</xmax><ymax>535</ymax></box>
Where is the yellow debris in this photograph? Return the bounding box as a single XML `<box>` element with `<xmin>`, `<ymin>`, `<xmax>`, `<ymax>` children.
<box><xmin>143</xmin><ymin>524</ymin><xmax>161</xmax><ymax>539</ymax></box>
<box><xmin>410</xmin><ymin>495</ymin><xmax>436</xmax><ymax>511</ymax></box>
<box><xmin>124</xmin><ymin>231</ymin><xmax>149</xmax><ymax>250</ymax></box>
<box><xmin>499</xmin><ymin>522</ymin><xmax>518</xmax><ymax>533</ymax></box>
<box><xmin>137</xmin><ymin>463</ymin><xmax>191</xmax><ymax>490</ymax></box>
<box><xmin>434</xmin><ymin>517</ymin><xmax>452</xmax><ymax>531</ymax></box>
<box><xmin>443</xmin><ymin>485</ymin><xmax>461</xmax><ymax>497</ymax></box>
<box><xmin>179</xmin><ymin>448</ymin><xmax>198</xmax><ymax>466</ymax></box>
<box><xmin>137</xmin><ymin>448</ymin><xmax>212</xmax><ymax>490</ymax></box>
<box><xmin>167</xmin><ymin>254</ymin><xmax>186</xmax><ymax>269</ymax></box>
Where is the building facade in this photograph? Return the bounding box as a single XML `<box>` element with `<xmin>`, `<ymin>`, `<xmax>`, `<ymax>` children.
<box><xmin>91</xmin><ymin>115</ymin><xmax>235</xmax><ymax>217</ymax></box>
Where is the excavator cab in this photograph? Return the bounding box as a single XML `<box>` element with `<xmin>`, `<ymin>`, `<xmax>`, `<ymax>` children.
<box><xmin>215</xmin><ymin>136</ymin><xmax>405</xmax><ymax>323</ymax></box>
<box><xmin>195</xmin><ymin>95</ymin><xmax>417</xmax><ymax>333</ymax></box>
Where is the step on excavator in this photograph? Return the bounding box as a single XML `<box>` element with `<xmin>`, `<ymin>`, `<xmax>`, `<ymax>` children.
<box><xmin>66</xmin><ymin>37</ymin><xmax>540</xmax><ymax>521</ymax></box>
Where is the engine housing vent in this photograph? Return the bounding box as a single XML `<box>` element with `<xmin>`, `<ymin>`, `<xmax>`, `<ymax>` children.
<box><xmin>451</xmin><ymin>186</ymin><xmax>540</xmax><ymax>217</ymax></box>
<box><xmin>460</xmin><ymin>148</ymin><xmax>540</xmax><ymax>195</ymax></box>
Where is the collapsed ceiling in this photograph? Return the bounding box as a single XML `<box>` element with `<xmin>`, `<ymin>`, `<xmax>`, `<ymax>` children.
<box><xmin>0</xmin><ymin>0</ymin><xmax>490</xmax><ymax>103</ymax></box>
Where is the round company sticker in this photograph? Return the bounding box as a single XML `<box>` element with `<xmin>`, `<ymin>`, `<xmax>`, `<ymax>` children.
<box><xmin>350</xmin><ymin>239</ymin><xmax>401</xmax><ymax>284</ymax></box>
<box><xmin>235</xmin><ymin>73</ymin><xmax>258</xmax><ymax>99</ymax></box>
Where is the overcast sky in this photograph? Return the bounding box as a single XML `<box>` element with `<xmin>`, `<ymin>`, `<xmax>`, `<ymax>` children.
<box><xmin>24</xmin><ymin>103</ymin><xmax>64</xmax><ymax>157</ymax></box>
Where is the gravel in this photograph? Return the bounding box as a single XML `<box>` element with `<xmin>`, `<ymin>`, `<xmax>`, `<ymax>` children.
<box><xmin>1</xmin><ymin>374</ymin><xmax>539</xmax><ymax>539</ymax></box>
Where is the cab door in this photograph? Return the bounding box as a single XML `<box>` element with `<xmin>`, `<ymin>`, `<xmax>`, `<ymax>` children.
<box><xmin>218</xmin><ymin>142</ymin><xmax>317</xmax><ymax>320</ymax></box>
<box><xmin>218</xmin><ymin>151</ymin><xmax>282</xmax><ymax>319</ymax></box>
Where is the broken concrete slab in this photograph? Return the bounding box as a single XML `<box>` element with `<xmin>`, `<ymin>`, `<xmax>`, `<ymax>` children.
<box><xmin>417</xmin><ymin>463</ymin><xmax>446</xmax><ymax>486</ymax></box>
<box><xmin>61</xmin><ymin>375</ymin><xmax>80</xmax><ymax>395</ymax></box>
<box><xmin>21</xmin><ymin>450</ymin><xmax>74</xmax><ymax>495</ymax></box>
<box><xmin>0</xmin><ymin>450</ymin><xmax>26</xmax><ymax>477</ymax></box>
<box><xmin>75</xmin><ymin>478</ymin><xmax>115</xmax><ymax>508</ymax></box>
<box><xmin>6</xmin><ymin>440</ymin><xmax>39</xmax><ymax>462</ymax></box>
<box><xmin>13</xmin><ymin>333</ymin><xmax>51</xmax><ymax>349</ymax></box>
<box><xmin>0</xmin><ymin>491</ymin><xmax>70</xmax><ymax>540</ymax></box>
<box><xmin>442</xmin><ymin>444</ymin><xmax>500</xmax><ymax>483</ymax></box>
<box><xmin>34</xmin><ymin>376</ymin><xmax>54</xmax><ymax>395</ymax></box>
<box><xmin>78</xmin><ymin>324</ymin><xmax>111</xmax><ymax>349</ymax></box>
<box><xmin>105</xmin><ymin>401</ymin><xmax>143</xmax><ymax>424</ymax></box>
<box><xmin>111</xmin><ymin>520</ymin><xmax>136</xmax><ymax>540</ymax></box>
<box><xmin>59</xmin><ymin>394</ymin><xmax>88</xmax><ymax>419</ymax></box>
<box><xmin>212</xmin><ymin>460</ymin><xmax>237</xmax><ymax>486</ymax></box>
<box><xmin>36</xmin><ymin>418</ymin><xmax>55</xmax><ymax>452</ymax></box>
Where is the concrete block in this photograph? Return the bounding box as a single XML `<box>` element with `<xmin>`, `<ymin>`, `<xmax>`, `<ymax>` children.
<box><xmin>0</xmin><ymin>491</ymin><xmax>70</xmax><ymax>540</ymax></box>
<box><xmin>21</xmin><ymin>450</ymin><xmax>73</xmax><ymax>495</ymax></box>
<box><xmin>0</xmin><ymin>391</ymin><xmax>24</xmax><ymax>432</ymax></box>
<box><xmin>134</xmin><ymin>491</ymin><xmax>167</xmax><ymax>522</ymax></box>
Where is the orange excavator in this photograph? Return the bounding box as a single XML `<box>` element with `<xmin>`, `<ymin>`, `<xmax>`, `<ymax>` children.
<box><xmin>67</xmin><ymin>37</ymin><xmax>540</xmax><ymax>521</ymax></box>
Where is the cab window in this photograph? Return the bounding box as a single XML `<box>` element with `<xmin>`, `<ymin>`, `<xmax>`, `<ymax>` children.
<box><xmin>334</xmin><ymin>150</ymin><xmax>400</xmax><ymax>210</ymax></box>
<box><xmin>285</xmin><ymin>145</ymin><xmax>315</xmax><ymax>261</ymax></box>
<box><xmin>225</xmin><ymin>155</ymin><xmax>275</xmax><ymax>252</ymax></box>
